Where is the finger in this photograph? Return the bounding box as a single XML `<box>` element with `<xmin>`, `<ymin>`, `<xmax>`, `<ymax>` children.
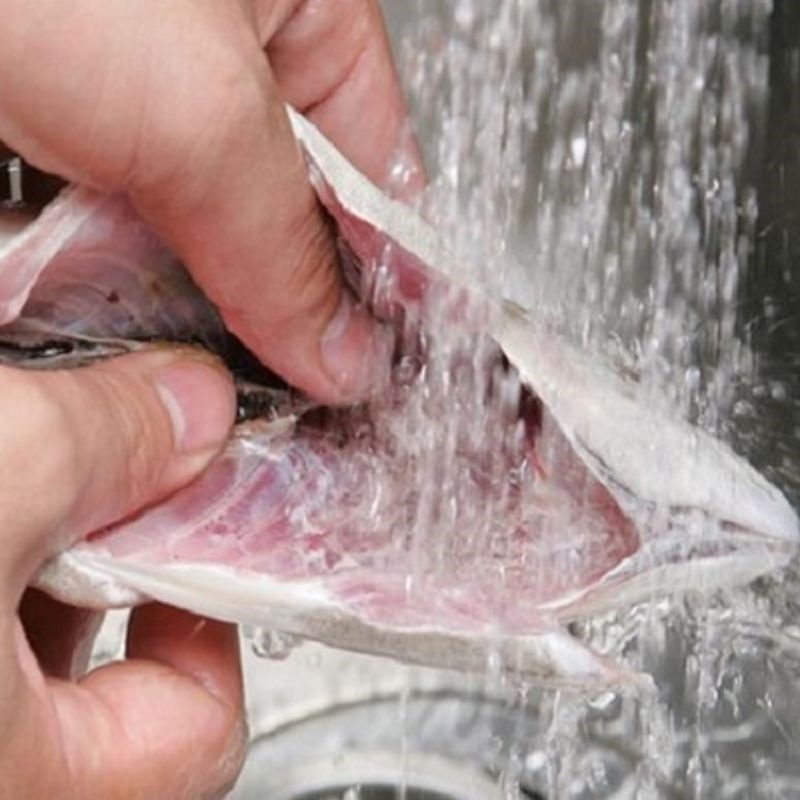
<box><xmin>10</xmin><ymin>605</ymin><xmax>244</xmax><ymax>800</ymax></box>
<box><xmin>125</xmin><ymin>22</ymin><xmax>394</xmax><ymax>403</ymax></box>
<box><xmin>18</xmin><ymin>589</ymin><xmax>103</xmax><ymax>679</ymax></box>
<box><xmin>0</xmin><ymin>0</ymin><xmax>393</xmax><ymax>402</ymax></box>
<box><xmin>0</xmin><ymin>348</ymin><xmax>235</xmax><ymax>604</ymax></box>
<box><xmin>1</xmin><ymin>0</ymin><xmax>408</xmax><ymax>393</ymax></box>
<box><xmin>125</xmin><ymin>604</ymin><xmax>243</xmax><ymax>725</ymax></box>
<box><xmin>261</xmin><ymin>0</ymin><xmax>426</xmax><ymax>198</ymax></box>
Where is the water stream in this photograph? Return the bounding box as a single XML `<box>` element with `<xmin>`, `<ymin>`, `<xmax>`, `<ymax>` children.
<box><xmin>233</xmin><ymin>2</ymin><xmax>800</xmax><ymax>798</ymax></box>
<box><xmin>379</xmin><ymin>1</ymin><xmax>798</xmax><ymax>797</ymax></box>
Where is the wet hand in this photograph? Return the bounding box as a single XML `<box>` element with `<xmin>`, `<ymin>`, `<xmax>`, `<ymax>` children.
<box><xmin>0</xmin><ymin>349</ymin><xmax>245</xmax><ymax>799</ymax></box>
<box><xmin>0</xmin><ymin>0</ymin><xmax>424</xmax><ymax>403</ymax></box>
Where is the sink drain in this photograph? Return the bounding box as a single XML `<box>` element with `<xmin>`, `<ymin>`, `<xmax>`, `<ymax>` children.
<box><xmin>289</xmin><ymin>786</ymin><xmax>544</xmax><ymax>800</ymax></box>
<box><xmin>233</xmin><ymin>750</ymin><xmax>505</xmax><ymax>800</ymax></box>
<box><xmin>291</xmin><ymin>786</ymin><xmax>471</xmax><ymax>800</ymax></box>
<box><xmin>231</xmin><ymin>663</ymin><xmax>630</xmax><ymax>800</ymax></box>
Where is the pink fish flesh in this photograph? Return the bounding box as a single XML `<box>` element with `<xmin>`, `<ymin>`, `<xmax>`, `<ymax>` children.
<box><xmin>0</xmin><ymin>109</ymin><xmax>795</xmax><ymax>686</ymax></box>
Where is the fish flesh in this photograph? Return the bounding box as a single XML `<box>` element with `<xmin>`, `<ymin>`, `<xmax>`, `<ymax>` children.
<box><xmin>0</xmin><ymin>108</ymin><xmax>796</xmax><ymax>685</ymax></box>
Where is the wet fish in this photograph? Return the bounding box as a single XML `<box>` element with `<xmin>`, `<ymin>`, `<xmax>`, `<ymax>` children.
<box><xmin>0</xmin><ymin>109</ymin><xmax>796</xmax><ymax>686</ymax></box>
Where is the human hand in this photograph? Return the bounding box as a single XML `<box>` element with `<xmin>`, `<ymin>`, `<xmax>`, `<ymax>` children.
<box><xmin>0</xmin><ymin>349</ymin><xmax>245</xmax><ymax>799</ymax></box>
<box><xmin>0</xmin><ymin>0</ymin><xmax>424</xmax><ymax>403</ymax></box>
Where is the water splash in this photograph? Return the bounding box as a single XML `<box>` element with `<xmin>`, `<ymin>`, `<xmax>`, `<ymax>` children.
<box><xmin>249</xmin><ymin>628</ymin><xmax>301</xmax><ymax>661</ymax></box>
<box><xmin>375</xmin><ymin>0</ymin><xmax>797</xmax><ymax>797</ymax></box>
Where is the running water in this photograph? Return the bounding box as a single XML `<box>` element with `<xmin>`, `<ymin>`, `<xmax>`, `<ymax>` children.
<box><xmin>371</xmin><ymin>0</ymin><xmax>800</xmax><ymax>797</ymax></box>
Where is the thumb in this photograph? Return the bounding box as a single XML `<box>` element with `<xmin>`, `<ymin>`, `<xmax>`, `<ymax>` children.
<box><xmin>0</xmin><ymin>348</ymin><xmax>236</xmax><ymax>604</ymax></box>
<box><xmin>9</xmin><ymin>604</ymin><xmax>244</xmax><ymax>800</ymax></box>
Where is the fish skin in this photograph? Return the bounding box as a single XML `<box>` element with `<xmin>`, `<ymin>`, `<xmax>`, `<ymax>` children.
<box><xmin>0</xmin><ymin>187</ymin><xmax>104</xmax><ymax>324</ymax></box>
<box><xmin>1</xmin><ymin>188</ymin><xmax>223</xmax><ymax>345</ymax></box>
<box><xmin>36</xmin><ymin>400</ymin><xmax>640</xmax><ymax>685</ymax></box>
<box><xmin>0</xmin><ymin>108</ymin><xmax>796</xmax><ymax>686</ymax></box>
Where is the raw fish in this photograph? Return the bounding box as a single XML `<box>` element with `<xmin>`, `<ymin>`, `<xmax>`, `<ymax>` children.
<box><xmin>0</xmin><ymin>109</ymin><xmax>794</xmax><ymax>685</ymax></box>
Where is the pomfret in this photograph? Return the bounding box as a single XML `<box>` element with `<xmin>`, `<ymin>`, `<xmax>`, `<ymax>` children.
<box><xmin>0</xmin><ymin>109</ymin><xmax>795</xmax><ymax>686</ymax></box>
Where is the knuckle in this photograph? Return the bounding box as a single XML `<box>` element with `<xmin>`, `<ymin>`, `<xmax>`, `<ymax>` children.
<box><xmin>269</xmin><ymin>0</ymin><xmax>375</xmax><ymax>108</ymax></box>
<box><xmin>274</xmin><ymin>0</ymin><xmax>373</xmax><ymax>51</ymax></box>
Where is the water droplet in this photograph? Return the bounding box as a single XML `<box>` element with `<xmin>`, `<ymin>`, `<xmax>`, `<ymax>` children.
<box><xmin>684</xmin><ymin>366</ymin><xmax>702</xmax><ymax>392</ymax></box>
<box><xmin>525</xmin><ymin>751</ymin><xmax>548</xmax><ymax>773</ymax></box>
<box><xmin>770</xmin><ymin>382</ymin><xmax>788</xmax><ymax>401</ymax></box>
<box><xmin>251</xmin><ymin>629</ymin><xmax>300</xmax><ymax>661</ymax></box>
<box><xmin>588</xmin><ymin>690</ymin><xmax>621</xmax><ymax>718</ymax></box>
<box><xmin>569</xmin><ymin>135</ymin><xmax>588</xmax><ymax>166</ymax></box>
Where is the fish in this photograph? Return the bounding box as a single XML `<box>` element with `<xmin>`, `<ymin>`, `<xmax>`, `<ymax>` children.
<box><xmin>0</xmin><ymin>108</ymin><xmax>796</xmax><ymax>686</ymax></box>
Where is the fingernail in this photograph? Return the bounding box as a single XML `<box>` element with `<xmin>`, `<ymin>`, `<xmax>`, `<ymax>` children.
<box><xmin>320</xmin><ymin>291</ymin><xmax>394</xmax><ymax>401</ymax></box>
<box><xmin>155</xmin><ymin>358</ymin><xmax>236</xmax><ymax>454</ymax></box>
